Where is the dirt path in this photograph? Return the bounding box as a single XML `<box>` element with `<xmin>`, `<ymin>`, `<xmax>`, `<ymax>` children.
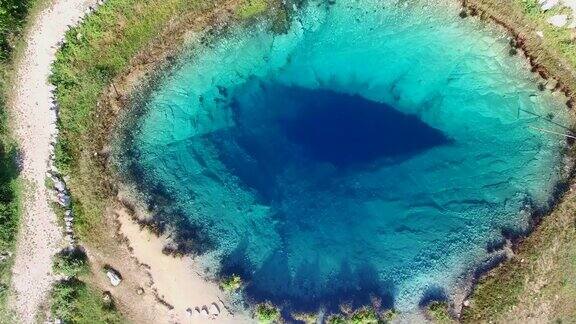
<box><xmin>8</xmin><ymin>0</ymin><xmax>98</xmax><ymax>322</ymax></box>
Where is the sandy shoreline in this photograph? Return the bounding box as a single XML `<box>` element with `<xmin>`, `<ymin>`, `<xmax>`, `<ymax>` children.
<box><xmin>112</xmin><ymin>199</ymin><xmax>252</xmax><ymax>323</ymax></box>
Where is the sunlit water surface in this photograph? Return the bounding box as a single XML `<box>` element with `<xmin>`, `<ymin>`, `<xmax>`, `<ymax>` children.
<box><xmin>117</xmin><ymin>0</ymin><xmax>570</xmax><ymax>312</ymax></box>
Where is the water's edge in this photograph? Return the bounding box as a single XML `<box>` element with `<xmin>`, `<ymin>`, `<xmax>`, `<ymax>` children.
<box><xmin>92</xmin><ymin>0</ymin><xmax>576</xmax><ymax>319</ymax></box>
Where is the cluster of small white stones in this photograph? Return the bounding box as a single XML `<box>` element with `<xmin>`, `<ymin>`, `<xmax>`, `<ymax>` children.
<box><xmin>538</xmin><ymin>0</ymin><xmax>576</xmax><ymax>28</ymax></box>
<box><xmin>46</xmin><ymin>158</ymin><xmax>75</xmax><ymax>247</ymax></box>
<box><xmin>45</xmin><ymin>0</ymin><xmax>107</xmax><ymax>251</ymax></box>
<box><xmin>186</xmin><ymin>302</ymin><xmax>222</xmax><ymax>320</ymax></box>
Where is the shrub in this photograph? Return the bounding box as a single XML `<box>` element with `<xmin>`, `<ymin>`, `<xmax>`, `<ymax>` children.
<box><xmin>427</xmin><ymin>301</ymin><xmax>454</xmax><ymax>324</ymax></box>
<box><xmin>349</xmin><ymin>306</ymin><xmax>379</xmax><ymax>324</ymax></box>
<box><xmin>220</xmin><ymin>274</ymin><xmax>243</xmax><ymax>292</ymax></box>
<box><xmin>326</xmin><ymin>314</ymin><xmax>346</xmax><ymax>324</ymax></box>
<box><xmin>53</xmin><ymin>247</ymin><xmax>90</xmax><ymax>277</ymax></box>
<box><xmin>50</xmin><ymin>278</ymin><xmax>122</xmax><ymax>323</ymax></box>
<box><xmin>291</xmin><ymin>311</ymin><xmax>317</xmax><ymax>324</ymax></box>
<box><xmin>255</xmin><ymin>302</ymin><xmax>281</xmax><ymax>323</ymax></box>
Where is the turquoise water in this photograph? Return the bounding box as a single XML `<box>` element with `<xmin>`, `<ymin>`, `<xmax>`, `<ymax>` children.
<box><xmin>118</xmin><ymin>0</ymin><xmax>571</xmax><ymax>312</ymax></box>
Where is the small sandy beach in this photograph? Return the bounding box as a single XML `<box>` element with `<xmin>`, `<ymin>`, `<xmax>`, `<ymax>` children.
<box><xmin>113</xmin><ymin>206</ymin><xmax>252</xmax><ymax>323</ymax></box>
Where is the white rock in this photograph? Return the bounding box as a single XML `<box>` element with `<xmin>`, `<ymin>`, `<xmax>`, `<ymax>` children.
<box><xmin>57</xmin><ymin>194</ymin><xmax>70</xmax><ymax>207</ymax></box>
<box><xmin>463</xmin><ymin>300</ymin><xmax>470</xmax><ymax>307</ymax></box>
<box><xmin>541</xmin><ymin>0</ymin><xmax>559</xmax><ymax>10</ymax></box>
<box><xmin>209</xmin><ymin>303</ymin><xmax>220</xmax><ymax>316</ymax></box>
<box><xmin>536</xmin><ymin>30</ymin><xmax>544</xmax><ymax>38</ymax></box>
<box><xmin>106</xmin><ymin>270</ymin><xmax>122</xmax><ymax>286</ymax></box>
<box><xmin>548</xmin><ymin>14</ymin><xmax>568</xmax><ymax>27</ymax></box>
<box><xmin>54</xmin><ymin>180</ymin><xmax>66</xmax><ymax>192</ymax></box>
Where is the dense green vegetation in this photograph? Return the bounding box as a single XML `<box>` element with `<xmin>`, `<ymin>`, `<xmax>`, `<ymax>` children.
<box><xmin>0</xmin><ymin>0</ymin><xmax>36</xmax><ymax>319</ymax></box>
<box><xmin>324</xmin><ymin>306</ymin><xmax>396</xmax><ymax>324</ymax></box>
<box><xmin>254</xmin><ymin>302</ymin><xmax>281</xmax><ymax>323</ymax></box>
<box><xmin>237</xmin><ymin>0</ymin><xmax>268</xmax><ymax>19</ymax></box>
<box><xmin>219</xmin><ymin>274</ymin><xmax>243</xmax><ymax>292</ymax></box>
<box><xmin>50</xmin><ymin>247</ymin><xmax>122</xmax><ymax>323</ymax></box>
<box><xmin>50</xmin><ymin>278</ymin><xmax>122</xmax><ymax>324</ymax></box>
<box><xmin>426</xmin><ymin>301</ymin><xmax>455</xmax><ymax>324</ymax></box>
<box><xmin>516</xmin><ymin>0</ymin><xmax>576</xmax><ymax>67</ymax></box>
<box><xmin>53</xmin><ymin>247</ymin><xmax>90</xmax><ymax>278</ymax></box>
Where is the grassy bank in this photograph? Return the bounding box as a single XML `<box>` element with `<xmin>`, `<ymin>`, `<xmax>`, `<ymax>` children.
<box><xmin>0</xmin><ymin>0</ymin><xmax>37</xmax><ymax>319</ymax></box>
<box><xmin>462</xmin><ymin>0</ymin><xmax>576</xmax><ymax>103</ymax></box>
<box><xmin>50</xmin><ymin>0</ymin><xmax>270</xmax><ymax>244</ymax></box>
<box><xmin>458</xmin><ymin>1</ymin><xmax>576</xmax><ymax>322</ymax></box>
<box><xmin>50</xmin><ymin>248</ymin><xmax>122</xmax><ymax>323</ymax></box>
<box><xmin>51</xmin><ymin>0</ymin><xmax>216</xmax><ymax>244</ymax></box>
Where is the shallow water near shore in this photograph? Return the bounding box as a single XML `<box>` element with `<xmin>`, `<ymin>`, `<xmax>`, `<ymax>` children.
<box><xmin>117</xmin><ymin>0</ymin><xmax>571</xmax><ymax>313</ymax></box>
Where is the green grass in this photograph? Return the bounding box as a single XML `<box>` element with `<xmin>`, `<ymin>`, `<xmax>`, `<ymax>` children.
<box><xmin>236</xmin><ymin>0</ymin><xmax>268</xmax><ymax>20</ymax></box>
<box><xmin>515</xmin><ymin>0</ymin><xmax>576</xmax><ymax>68</ymax></box>
<box><xmin>53</xmin><ymin>248</ymin><xmax>90</xmax><ymax>278</ymax></box>
<box><xmin>50</xmin><ymin>0</ymin><xmax>210</xmax><ymax>243</ymax></box>
<box><xmin>426</xmin><ymin>301</ymin><xmax>454</xmax><ymax>324</ymax></box>
<box><xmin>0</xmin><ymin>0</ymin><xmax>38</xmax><ymax>319</ymax></box>
<box><xmin>50</xmin><ymin>278</ymin><xmax>123</xmax><ymax>324</ymax></box>
<box><xmin>254</xmin><ymin>302</ymin><xmax>281</xmax><ymax>323</ymax></box>
<box><xmin>50</xmin><ymin>245</ymin><xmax>123</xmax><ymax>323</ymax></box>
<box><xmin>461</xmin><ymin>197</ymin><xmax>576</xmax><ymax>322</ymax></box>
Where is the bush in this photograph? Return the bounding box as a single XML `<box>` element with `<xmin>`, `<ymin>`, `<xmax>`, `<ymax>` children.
<box><xmin>349</xmin><ymin>307</ymin><xmax>379</xmax><ymax>324</ymax></box>
<box><xmin>291</xmin><ymin>311</ymin><xmax>317</xmax><ymax>324</ymax></box>
<box><xmin>254</xmin><ymin>302</ymin><xmax>281</xmax><ymax>323</ymax></box>
<box><xmin>219</xmin><ymin>274</ymin><xmax>243</xmax><ymax>292</ymax></box>
<box><xmin>0</xmin><ymin>0</ymin><xmax>32</xmax><ymax>60</ymax></box>
<box><xmin>50</xmin><ymin>278</ymin><xmax>122</xmax><ymax>323</ymax></box>
<box><xmin>427</xmin><ymin>301</ymin><xmax>454</xmax><ymax>324</ymax></box>
<box><xmin>53</xmin><ymin>247</ymin><xmax>90</xmax><ymax>277</ymax></box>
<box><xmin>326</xmin><ymin>314</ymin><xmax>346</xmax><ymax>324</ymax></box>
